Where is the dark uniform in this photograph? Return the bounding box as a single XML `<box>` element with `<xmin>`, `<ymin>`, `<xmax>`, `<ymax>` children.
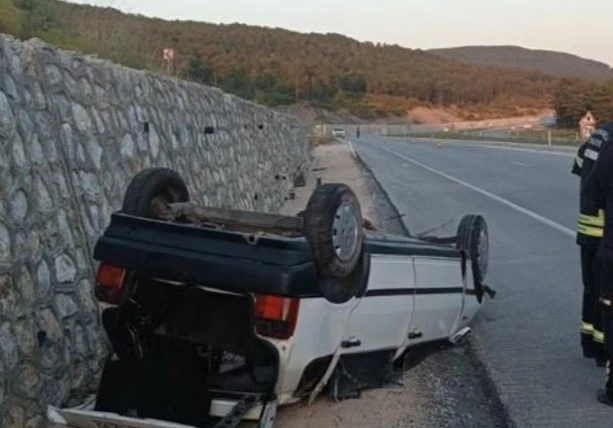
<box><xmin>572</xmin><ymin>137</ymin><xmax>606</xmax><ymax>364</ymax></box>
<box><xmin>579</xmin><ymin>121</ymin><xmax>613</xmax><ymax>405</ymax></box>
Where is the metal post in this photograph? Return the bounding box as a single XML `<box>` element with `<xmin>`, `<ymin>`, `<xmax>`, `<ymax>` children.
<box><xmin>548</xmin><ymin>131</ymin><xmax>552</xmax><ymax>147</ymax></box>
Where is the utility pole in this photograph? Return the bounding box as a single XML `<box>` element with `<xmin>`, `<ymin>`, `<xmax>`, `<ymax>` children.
<box><xmin>172</xmin><ymin>37</ymin><xmax>179</xmax><ymax>76</ymax></box>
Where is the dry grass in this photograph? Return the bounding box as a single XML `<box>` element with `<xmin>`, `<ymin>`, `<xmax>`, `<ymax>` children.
<box><xmin>406</xmin><ymin>107</ymin><xmax>463</xmax><ymax>124</ymax></box>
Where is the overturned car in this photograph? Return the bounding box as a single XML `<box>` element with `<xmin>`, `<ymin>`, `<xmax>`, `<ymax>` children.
<box><xmin>48</xmin><ymin>167</ymin><xmax>494</xmax><ymax>428</ymax></box>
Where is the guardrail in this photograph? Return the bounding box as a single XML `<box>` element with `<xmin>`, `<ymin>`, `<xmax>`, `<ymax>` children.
<box><xmin>312</xmin><ymin>116</ymin><xmax>549</xmax><ymax>137</ymax></box>
<box><xmin>312</xmin><ymin>120</ymin><xmax>581</xmax><ymax>148</ymax></box>
<box><xmin>400</xmin><ymin>130</ymin><xmax>581</xmax><ymax>147</ymax></box>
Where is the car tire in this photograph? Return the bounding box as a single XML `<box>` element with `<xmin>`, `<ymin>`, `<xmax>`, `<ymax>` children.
<box><xmin>456</xmin><ymin>214</ymin><xmax>489</xmax><ymax>303</ymax></box>
<box><xmin>303</xmin><ymin>183</ymin><xmax>364</xmax><ymax>280</ymax></box>
<box><xmin>319</xmin><ymin>252</ymin><xmax>370</xmax><ymax>304</ymax></box>
<box><xmin>122</xmin><ymin>168</ymin><xmax>190</xmax><ymax>218</ymax></box>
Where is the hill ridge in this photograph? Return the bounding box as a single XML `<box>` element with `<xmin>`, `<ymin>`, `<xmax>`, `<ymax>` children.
<box><xmin>429</xmin><ymin>45</ymin><xmax>613</xmax><ymax>81</ymax></box>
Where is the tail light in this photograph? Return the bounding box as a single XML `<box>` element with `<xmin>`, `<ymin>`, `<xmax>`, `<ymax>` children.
<box><xmin>95</xmin><ymin>263</ymin><xmax>128</xmax><ymax>305</ymax></box>
<box><xmin>254</xmin><ymin>295</ymin><xmax>300</xmax><ymax>340</ymax></box>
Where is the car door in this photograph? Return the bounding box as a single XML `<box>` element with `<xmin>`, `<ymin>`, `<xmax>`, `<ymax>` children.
<box><xmin>406</xmin><ymin>256</ymin><xmax>464</xmax><ymax>346</ymax></box>
<box><xmin>340</xmin><ymin>253</ymin><xmax>416</xmax><ymax>355</ymax></box>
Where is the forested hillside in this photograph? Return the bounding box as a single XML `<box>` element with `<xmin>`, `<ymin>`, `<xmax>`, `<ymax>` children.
<box><xmin>554</xmin><ymin>79</ymin><xmax>613</xmax><ymax>127</ymax></box>
<box><xmin>430</xmin><ymin>46</ymin><xmax>613</xmax><ymax>82</ymax></box>
<box><xmin>1</xmin><ymin>0</ymin><xmax>612</xmax><ymax>124</ymax></box>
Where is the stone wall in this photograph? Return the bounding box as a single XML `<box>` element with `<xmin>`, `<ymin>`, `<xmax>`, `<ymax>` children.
<box><xmin>0</xmin><ymin>34</ymin><xmax>309</xmax><ymax>426</ymax></box>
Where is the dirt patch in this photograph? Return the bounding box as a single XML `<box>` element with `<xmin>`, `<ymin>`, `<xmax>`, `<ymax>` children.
<box><xmin>279</xmin><ymin>143</ymin><xmax>378</xmax><ymax>222</ymax></box>
<box><xmin>406</xmin><ymin>107</ymin><xmax>462</xmax><ymax>125</ymax></box>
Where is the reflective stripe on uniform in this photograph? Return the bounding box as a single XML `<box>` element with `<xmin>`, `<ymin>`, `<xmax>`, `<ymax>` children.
<box><xmin>577</xmin><ymin>223</ymin><xmax>604</xmax><ymax>237</ymax></box>
<box><xmin>581</xmin><ymin>321</ymin><xmax>595</xmax><ymax>334</ymax></box>
<box><xmin>594</xmin><ymin>329</ymin><xmax>605</xmax><ymax>343</ymax></box>
<box><xmin>575</xmin><ymin>155</ymin><xmax>584</xmax><ymax>168</ymax></box>
<box><xmin>579</xmin><ymin>213</ymin><xmax>605</xmax><ymax>227</ymax></box>
<box><xmin>585</xmin><ymin>148</ymin><xmax>599</xmax><ymax>161</ymax></box>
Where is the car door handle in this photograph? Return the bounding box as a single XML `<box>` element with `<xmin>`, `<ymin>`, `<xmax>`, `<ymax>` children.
<box><xmin>341</xmin><ymin>337</ymin><xmax>362</xmax><ymax>349</ymax></box>
<box><xmin>408</xmin><ymin>330</ymin><xmax>423</xmax><ymax>340</ymax></box>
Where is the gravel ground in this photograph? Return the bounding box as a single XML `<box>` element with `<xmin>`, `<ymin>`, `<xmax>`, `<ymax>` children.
<box><xmin>275</xmin><ymin>141</ymin><xmax>509</xmax><ymax>428</ymax></box>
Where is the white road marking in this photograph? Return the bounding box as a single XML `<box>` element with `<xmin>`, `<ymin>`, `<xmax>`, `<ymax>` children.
<box><xmin>382</xmin><ymin>147</ymin><xmax>575</xmax><ymax>238</ymax></box>
<box><xmin>511</xmin><ymin>161</ymin><xmax>530</xmax><ymax>167</ymax></box>
<box><xmin>451</xmin><ymin>142</ymin><xmax>575</xmax><ymax>158</ymax></box>
<box><xmin>345</xmin><ymin>140</ymin><xmax>357</xmax><ymax>158</ymax></box>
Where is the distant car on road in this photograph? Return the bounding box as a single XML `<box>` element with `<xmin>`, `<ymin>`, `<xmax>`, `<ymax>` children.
<box><xmin>332</xmin><ymin>126</ymin><xmax>346</xmax><ymax>138</ymax></box>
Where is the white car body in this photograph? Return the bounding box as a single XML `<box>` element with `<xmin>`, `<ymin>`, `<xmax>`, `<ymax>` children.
<box><xmin>48</xmin><ymin>232</ymin><xmax>484</xmax><ymax>428</ymax></box>
<box><xmin>331</xmin><ymin>127</ymin><xmax>346</xmax><ymax>138</ymax></box>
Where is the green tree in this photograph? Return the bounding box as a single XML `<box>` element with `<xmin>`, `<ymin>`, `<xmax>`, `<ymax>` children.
<box><xmin>254</xmin><ymin>73</ymin><xmax>277</xmax><ymax>92</ymax></box>
<box><xmin>310</xmin><ymin>78</ymin><xmax>337</xmax><ymax>103</ymax></box>
<box><xmin>220</xmin><ymin>66</ymin><xmax>254</xmax><ymax>100</ymax></box>
<box><xmin>553</xmin><ymin>78</ymin><xmax>595</xmax><ymax>127</ymax></box>
<box><xmin>0</xmin><ymin>0</ymin><xmax>22</xmax><ymax>35</ymax></box>
<box><xmin>334</xmin><ymin>73</ymin><xmax>367</xmax><ymax>95</ymax></box>
<box><xmin>591</xmin><ymin>81</ymin><xmax>613</xmax><ymax>124</ymax></box>
<box><xmin>185</xmin><ymin>52</ymin><xmax>214</xmax><ymax>84</ymax></box>
<box><xmin>14</xmin><ymin>0</ymin><xmax>54</xmax><ymax>38</ymax></box>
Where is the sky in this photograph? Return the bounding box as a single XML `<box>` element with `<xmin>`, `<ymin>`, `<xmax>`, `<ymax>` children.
<box><xmin>65</xmin><ymin>0</ymin><xmax>613</xmax><ymax>66</ymax></box>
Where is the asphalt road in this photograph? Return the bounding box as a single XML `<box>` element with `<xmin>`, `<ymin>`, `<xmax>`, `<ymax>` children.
<box><xmin>352</xmin><ymin>136</ymin><xmax>613</xmax><ymax>427</ymax></box>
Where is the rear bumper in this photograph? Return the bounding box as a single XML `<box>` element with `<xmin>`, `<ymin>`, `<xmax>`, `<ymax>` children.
<box><xmin>47</xmin><ymin>396</ymin><xmax>276</xmax><ymax>427</ymax></box>
<box><xmin>95</xmin><ymin>213</ymin><xmax>321</xmax><ymax>298</ymax></box>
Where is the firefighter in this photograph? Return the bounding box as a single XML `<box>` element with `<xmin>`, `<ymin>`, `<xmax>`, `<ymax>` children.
<box><xmin>580</xmin><ymin>121</ymin><xmax>613</xmax><ymax>405</ymax></box>
<box><xmin>572</xmin><ymin>133</ymin><xmax>606</xmax><ymax>366</ymax></box>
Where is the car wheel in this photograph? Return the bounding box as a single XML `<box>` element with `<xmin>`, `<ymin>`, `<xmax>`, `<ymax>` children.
<box><xmin>456</xmin><ymin>214</ymin><xmax>489</xmax><ymax>303</ymax></box>
<box><xmin>303</xmin><ymin>183</ymin><xmax>364</xmax><ymax>280</ymax></box>
<box><xmin>122</xmin><ymin>168</ymin><xmax>190</xmax><ymax>218</ymax></box>
<box><xmin>319</xmin><ymin>252</ymin><xmax>370</xmax><ymax>304</ymax></box>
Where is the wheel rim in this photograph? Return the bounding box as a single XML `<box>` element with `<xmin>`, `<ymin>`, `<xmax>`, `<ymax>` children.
<box><xmin>477</xmin><ymin>228</ymin><xmax>489</xmax><ymax>277</ymax></box>
<box><xmin>332</xmin><ymin>202</ymin><xmax>360</xmax><ymax>261</ymax></box>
